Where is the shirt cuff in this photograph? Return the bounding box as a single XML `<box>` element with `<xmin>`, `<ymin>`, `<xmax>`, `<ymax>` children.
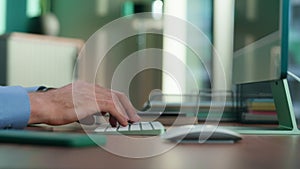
<box><xmin>25</xmin><ymin>86</ymin><xmax>41</xmax><ymax>93</ymax></box>
<box><xmin>0</xmin><ymin>86</ymin><xmax>31</xmax><ymax>129</ymax></box>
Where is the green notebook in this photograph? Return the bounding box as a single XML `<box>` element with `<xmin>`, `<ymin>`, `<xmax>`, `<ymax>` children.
<box><xmin>0</xmin><ymin>130</ymin><xmax>106</xmax><ymax>147</ymax></box>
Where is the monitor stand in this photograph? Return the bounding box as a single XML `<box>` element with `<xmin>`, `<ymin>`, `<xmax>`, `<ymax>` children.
<box><xmin>232</xmin><ymin>78</ymin><xmax>300</xmax><ymax>135</ymax></box>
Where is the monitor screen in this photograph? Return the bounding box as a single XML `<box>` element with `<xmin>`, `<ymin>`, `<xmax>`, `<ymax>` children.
<box><xmin>232</xmin><ymin>0</ymin><xmax>289</xmax><ymax>84</ymax></box>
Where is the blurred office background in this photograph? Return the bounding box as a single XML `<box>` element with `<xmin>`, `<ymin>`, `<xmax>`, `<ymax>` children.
<box><xmin>0</xmin><ymin>0</ymin><xmax>299</xmax><ymax>111</ymax></box>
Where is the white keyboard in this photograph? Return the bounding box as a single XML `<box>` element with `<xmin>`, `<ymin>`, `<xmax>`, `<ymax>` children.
<box><xmin>94</xmin><ymin>121</ymin><xmax>165</xmax><ymax>135</ymax></box>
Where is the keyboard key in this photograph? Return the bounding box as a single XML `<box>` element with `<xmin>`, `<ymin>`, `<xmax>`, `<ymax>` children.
<box><xmin>94</xmin><ymin>124</ymin><xmax>109</xmax><ymax>132</ymax></box>
<box><xmin>129</xmin><ymin>124</ymin><xmax>141</xmax><ymax>131</ymax></box>
<box><xmin>117</xmin><ymin>125</ymin><xmax>129</xmax><ymax>131</ymax></box>
<box><xmin>94</xmin><ymin>121</ymin><xmax>165</xmax><ymax>135</ymax></box>
<box><xmin>151</xmin><ymin>121</ymin><xmax>165</xmax><ymax>130</ymax></box>
<box><xmin>140</xmin><ymin>122</ymin><xmax>153</xmax><ymax>130</ymax></box>
<box><xmin>105</xmin><ymin>126</ymin><xmax>117</xmax><ymax>132</ymax></box>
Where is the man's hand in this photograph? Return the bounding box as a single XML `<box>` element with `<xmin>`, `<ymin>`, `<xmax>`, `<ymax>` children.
<box><xmin>28</xmin><ymin>81</ymin><xmax>140</xmax><ymax>126</ymax></box>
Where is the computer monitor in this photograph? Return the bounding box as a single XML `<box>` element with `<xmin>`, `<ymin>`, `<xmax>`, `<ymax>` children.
<box><xmin>232</xmin><ymin>0</ymin><xmax>288</xmax><ymax>84</ymax></box>
<box><xmin>231</xmin><ymin>0</ymin><xmax>300</xmax><ymax>134</ymax></box>
<box><xmin>288</xmin><ymin>0</ymin><xmax>300</xmax><ymax>120</ymax></box>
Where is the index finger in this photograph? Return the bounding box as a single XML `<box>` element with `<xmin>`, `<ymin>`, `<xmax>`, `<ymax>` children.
<box><xmin>97</xmin><ymin>99</ymin><xmax>129</xmax><ymax>126</ymax></box>
<box><xmin>114</xmin><ymin>91</ymin><xmax>141</xmax><ymax>123</ymax></box>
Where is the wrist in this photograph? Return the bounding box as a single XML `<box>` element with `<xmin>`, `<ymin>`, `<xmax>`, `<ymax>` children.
<box><xmin>28</xmin><ymin>92</ymin><xmax>49</xmax><ymax>124</ymax></box>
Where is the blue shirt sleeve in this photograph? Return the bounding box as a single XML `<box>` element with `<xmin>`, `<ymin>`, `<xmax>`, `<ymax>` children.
<box><xmin>25</xmin><ymin>86</ymin><xmax>40</xmax><ymax>93</ymax></box>
<box><xmin>0</xmin><ymin>86</ymin><xmax>39</xmax><ymax>129</ymax></box>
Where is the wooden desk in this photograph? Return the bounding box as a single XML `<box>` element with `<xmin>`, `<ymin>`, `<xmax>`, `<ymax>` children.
<box><xmin>1</xmin><ymin>129</ymin><xmax>300</xmax><ymax>169</ymax></box>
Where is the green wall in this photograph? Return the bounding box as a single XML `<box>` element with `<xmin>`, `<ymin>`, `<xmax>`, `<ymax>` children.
<box><xmin>52</xmin><ymin>0</ymin><xmax>152</xmax><ymax>40</ymax></box>
<box><xmin>5</xmin><ymin>0</ymin><xmax>28</xmax><ymax>33</ymax></box>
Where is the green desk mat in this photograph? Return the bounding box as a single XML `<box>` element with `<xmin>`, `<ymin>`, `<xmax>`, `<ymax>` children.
<box><xmin>0</xmin><ymin>130</ymin><xmax>106</xmax><ymax>147</ymax></box>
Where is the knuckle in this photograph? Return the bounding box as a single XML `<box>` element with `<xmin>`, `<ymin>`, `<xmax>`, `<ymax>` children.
<box><xmin>106</xmin><ymin>100</ymin><xmax>115</xmax><ymax>108</ymax></box>
<box><xmin>111</xmin><ymin>93</ymin><xmax>118</xmax><ymax>99</ymax></box>
<box><xmin>100</xmin><ymin>100</ymin><xmax>114</xmax><ymax>109</ymax></box>
<box><xmin>117</xmin><ymin>91</ymin><xmax>127</xmax><ymax>98</ymax></box>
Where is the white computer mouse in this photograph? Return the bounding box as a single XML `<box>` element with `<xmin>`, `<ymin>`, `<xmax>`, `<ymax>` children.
<box><xmin>161</xmin><ymin>124</ymin><xmax>242</xmax><ymax>143</ymax></box>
